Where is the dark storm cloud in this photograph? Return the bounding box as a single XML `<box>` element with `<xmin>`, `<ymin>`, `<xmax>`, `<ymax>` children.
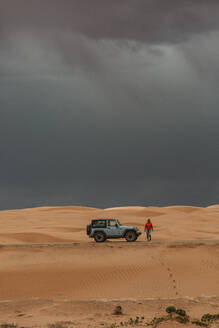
<box><xmin>1</xmin><ymin>0</ymin><xmax>219</xmax><ymax>43</ymax></box>
<box><xmin>0</xmin><ymin>0</ymin><xmax>219</xmax><ymax>209</ymax></box>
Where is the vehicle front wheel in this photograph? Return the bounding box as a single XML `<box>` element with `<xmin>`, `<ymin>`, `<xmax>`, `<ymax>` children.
<box><xmin>125</xmin><ymin>230</ymin><xmax>137</xmax><ymax>242</ymax></box>
<box><xmin>94</xmin><ymin>231</ymin><xmax>106</xmax><ymax>243</ymax></box>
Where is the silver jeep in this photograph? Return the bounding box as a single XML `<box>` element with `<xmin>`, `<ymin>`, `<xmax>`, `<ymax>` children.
<box><xmin>86</xmin><ymin>218</ymin><xmax>141</xmax><ymax>242</ymax></box>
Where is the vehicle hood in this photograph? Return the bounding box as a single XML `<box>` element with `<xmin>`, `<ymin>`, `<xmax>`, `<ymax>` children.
<box><xmin>121</xmin><ymin>225</ymin><xmax>138</xmax><ymax>230</ymax></box>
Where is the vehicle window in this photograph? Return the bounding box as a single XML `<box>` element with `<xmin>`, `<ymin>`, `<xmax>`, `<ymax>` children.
<box><xmin>109</xmin><ymin>220</ymin><xmax>117</xmax><ymax>227</ymax></box>
<box><xmin>92</xmin><ymin>220</ymin><xmax>106</xmax><ymax>228</ymax></box>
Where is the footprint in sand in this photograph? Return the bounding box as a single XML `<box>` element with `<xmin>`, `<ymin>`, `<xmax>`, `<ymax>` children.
<box><xmin>157</xmin><ymin>255</ymin><xmax>180</xmax><ymax>297</ymax></box>
<box><xmin>163</xmin><ymin>265</ymin><xmax>179</xmax><ymax>296</ymax></box>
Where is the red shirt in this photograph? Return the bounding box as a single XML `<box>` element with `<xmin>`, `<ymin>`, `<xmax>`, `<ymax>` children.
<box><xmin>145</xmin><ymin>222</ymin><xmax>153</xmax><ymax>231</ymax></box>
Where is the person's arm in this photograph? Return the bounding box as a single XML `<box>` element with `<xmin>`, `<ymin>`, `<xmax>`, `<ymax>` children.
<box><xmin>151</xmin><ymin>223</ymin><xmax>154</xmax><ymax>231</ymax></box>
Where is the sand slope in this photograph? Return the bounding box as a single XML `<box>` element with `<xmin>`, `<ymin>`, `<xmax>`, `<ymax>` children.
<box><xmin>0</xmin><ymin>205</ymin><xmax>218</xmax><ymax>243</ymax></box>
<box><xmin>0</xmin><ymin>205</ymin><xmax>218</xmax><ymax>327</ymax></box>
<box><xmin>0</xmin><ymin>242</ymin><xmax>219</xmax><ymax>301</ymax></box>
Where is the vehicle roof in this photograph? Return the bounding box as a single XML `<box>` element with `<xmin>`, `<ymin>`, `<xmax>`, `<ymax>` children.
<box><xmin>91</xmin><ymin>218</ymin><xmax>116</xmax><ymax>221</ymax></box>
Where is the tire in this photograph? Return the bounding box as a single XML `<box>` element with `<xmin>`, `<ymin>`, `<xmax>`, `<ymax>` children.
<box><xmin>125</xmin><ymin>230</ymin><xmax>137</xmax><ymax>242</ymax></box>
<box><xmin>94</xmin><ymin>231</ymin><xmax>106</xmax><ymax>243</ymax></box>
<box><xmin>86</xmin><ymin>224</ymin><xmax>91</xmax><ymax>235</ymax></box>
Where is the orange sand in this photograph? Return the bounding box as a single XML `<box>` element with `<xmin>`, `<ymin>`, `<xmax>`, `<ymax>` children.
<box><xmin>0</xmin><ymin>205</ymin><xmax>218</xmax><ymax>243</ymax></box>
<box><xmin>0</xmin><ymin>205</ymin><xmax>218</xmax><ymax>327</ymax></box>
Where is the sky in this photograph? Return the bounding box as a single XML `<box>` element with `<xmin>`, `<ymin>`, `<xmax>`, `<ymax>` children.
<box><xmin>0</xmin><ymin>0</ymin><xmax>219</xmax><ymax>209</ymax></box>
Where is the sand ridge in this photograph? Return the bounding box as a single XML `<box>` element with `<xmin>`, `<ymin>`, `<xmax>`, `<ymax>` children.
<box><xmin>0</xmin><ymin>205</ymin><xmax>218</xmax><ymax>243</ymax></box>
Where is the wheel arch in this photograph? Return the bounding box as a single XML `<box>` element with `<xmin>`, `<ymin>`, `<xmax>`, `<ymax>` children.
<box><xmin>93</xmin><ymin>230</ymin><xmax>107</xmax><ymax>238</ymax></box>
<box><xmin>122</xmin><ymin>229</ymin><xmax>135</xmax><ymax>238</ymax></box>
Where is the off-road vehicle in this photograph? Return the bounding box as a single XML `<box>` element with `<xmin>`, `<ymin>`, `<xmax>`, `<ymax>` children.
<box><xmin>86</xmin><ymin>218</ymin><xmax>141</xmax><ymax>242</ymax></box>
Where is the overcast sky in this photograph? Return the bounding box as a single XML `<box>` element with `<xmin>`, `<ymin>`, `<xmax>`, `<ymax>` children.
<box><xmin>0</xmin><ymin>0</ymin><xmax>219</xmax><ymax>209</ymax></box>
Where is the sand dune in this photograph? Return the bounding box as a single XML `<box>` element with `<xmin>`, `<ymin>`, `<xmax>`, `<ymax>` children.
<box><xmin>0</xmin><ymin>205</ymin><xmax>218</xmax><ymax>243</ymax></box>
<box><xmin>162</xmin><ymin>206</ymin><xmax>203</xmax><ymax>213</ymax></box>
<box><xmin>0</xmin><ymin>242</ymin><xmax>218</xmax><ymax>327</ymax></box>
<box><xmin>0</xmin><ymin>205</ymin><xmax>218</xmax><ymax>327</ymax></box>
<box><xmin>0</xmin><ymin>232</ymin><xmax>75</xmax><ymax>243</ymax></box>
<box><xmin>39</xmin><ymin>206</ymin><xmax>98</xmax><ymax>212</ymax></box>
<box><xmin>0</xmin><ymin>242</ymin><xmax>218</xmax><ymax>301</ymax></box>
<box><xmin>104</xmin><ymin>206</ymin><xmax>165</xmax><ymax>218</ymax></box>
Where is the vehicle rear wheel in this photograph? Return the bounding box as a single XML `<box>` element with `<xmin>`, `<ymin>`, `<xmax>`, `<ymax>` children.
<box><xmin>94</xmin><ymin>231</ymin><xmax>106</xmax><ymax>243</ymax></box>
<box><xmin>125</xmin><ymin>230</ymin><xmax>137</xmax><ymax>242</ymax></box>
<box><xmin>86</xmin><ymin>224</ymin><xmax>91</xmax><ymax>235</ymax></box>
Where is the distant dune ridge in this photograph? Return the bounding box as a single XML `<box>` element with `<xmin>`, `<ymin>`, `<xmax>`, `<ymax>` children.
<box><xmin>0</xmin><ymin>205</ymin><xmax>218</xmax><ymax>244</ymax></box>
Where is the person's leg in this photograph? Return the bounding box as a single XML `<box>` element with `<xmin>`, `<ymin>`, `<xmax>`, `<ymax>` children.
<box><xmin>148</xmin><ymin>230</ymin><xmax>151</xmax><ymax>241</ymax></box>
<box><xmin>146</xmin><ymin>230</ymin><xmax>149</xmax><ymax>241</ymax></box>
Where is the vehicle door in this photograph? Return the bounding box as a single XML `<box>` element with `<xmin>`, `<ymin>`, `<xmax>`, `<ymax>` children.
<box><xmin>106</xmin><ymin>219</ymin><xmax>122</xmax><ymax>237</ymax></box>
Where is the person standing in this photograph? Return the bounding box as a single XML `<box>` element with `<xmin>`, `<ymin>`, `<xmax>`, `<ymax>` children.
<box><xmin>145</xmin><ymin>218</ymin><xmax>153</xmax><ymax>241</ymax></box>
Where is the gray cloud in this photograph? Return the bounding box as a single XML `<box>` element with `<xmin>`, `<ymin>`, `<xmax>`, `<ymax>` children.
<box><xmin>1</xmin><ymin>0</ymin><xmax>219</xmax><ymax>43</ymax></box>
<box><xmin>0</xmin><ymin>1</ymin><xmax>219</xmax><ymax>209</ymax></box>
